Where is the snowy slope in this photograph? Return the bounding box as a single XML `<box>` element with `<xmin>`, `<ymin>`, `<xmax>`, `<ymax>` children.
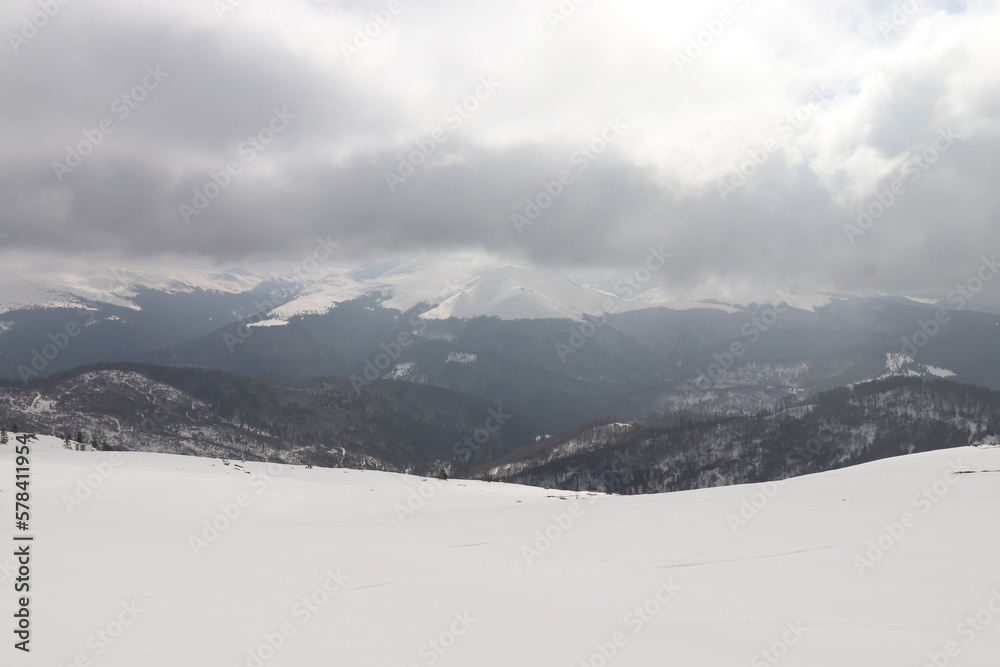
<box><xmin>267</xmin><ymin>255</ymin><xmax>623</xmax><ymax>321</ymax></box>
<box><xmin>271</xmin><ymin>257</ymin><xmax>744</xmax><ymax>322</ymax></box>
<box><xmin>3</xmin><ymin>255</ymin><xmax>983</xmax><ymax>324</ymax></box>
<box><xmin>0</xmin><ymin>266</ymin><xmax>276</xmax><ymax>314</ymax></box>
<box><xmin>626</xmin><ymin>286</ymin><xmax>740</xmax><ymax>313</ymax></box>
<box><xmin>268</xmin><ymin>255</ymin><xmax>491</xmax><ymax>319</ymax></box>
<box><xmin>0</xmin><ymin>275</ymin><xmax>84</xmax><ymax>315</ymax></box>
<box><xmin>881</xmin><ymin>352</ymin><xmax>957</xmax><ymax>380</ymax></box>
<box><xmin>2</xmin><ymin>436</ymin><xmax>999</xmax><ymax>666</ymax></box>
<box><xmin>422</xmin><ymin>265</ymin><xmax>620</xmax><ymax>320</ymax></box>
<box><xmin>2</xmin><ymin>254</ymin><xmax>745</xmax><ymax>323</ymax></box>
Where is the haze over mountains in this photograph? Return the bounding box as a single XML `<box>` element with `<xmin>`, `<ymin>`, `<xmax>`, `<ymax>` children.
<box><xmin>0</xmin><ymin>253</ymin><xmax>744</xmax><ymax>322</ymax></box>
<box><xmin>2</xmin><ymin>255</ymin><xmax>1000</xmax><ymax>490</ymax></box>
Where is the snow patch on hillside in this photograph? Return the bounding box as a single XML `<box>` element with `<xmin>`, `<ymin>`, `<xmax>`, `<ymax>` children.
<box><xmin>247</xmin><ymin>318</ymin><xmax>289</xmax><ymax>328</ymax></box>
<box><xmin>886</xmin><ymin>352</ymin><xmax>920</xmax><ymax>375</ymax></box>
<box><xmin>926</xmin><ymin>364</ymin><xmax>957</xmax><ymax>378</ymax></box>
<box><xmin>882</xmin><ymin>353</ymin><xmax>957</xmax><ymax>380</ymax></box>
<box><xmin>0</xmin><ymin>275</ymin><xmax>84</xmax><ymax>314</ymax></box>
<box><xmin>26</xmin><ymin>394</ymin><xmax>57</xmax><ymax>414</ymax></box>
<box><xmin>386</xmin><ymin>361</ymin><xmax>415</xmax><ymax>380</ymax></box>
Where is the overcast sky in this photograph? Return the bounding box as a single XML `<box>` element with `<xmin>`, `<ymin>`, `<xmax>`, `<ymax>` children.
<box><xmin>1</xmin><ymin>0</ymin><xmax>998</xmax><ymax>299</ymax></box>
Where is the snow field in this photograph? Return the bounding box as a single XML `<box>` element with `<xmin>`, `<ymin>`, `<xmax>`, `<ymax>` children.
<box><xmin>1</xmin><ymin>435</ymin><xmax>999</xmax><ymax>665</ymax></box>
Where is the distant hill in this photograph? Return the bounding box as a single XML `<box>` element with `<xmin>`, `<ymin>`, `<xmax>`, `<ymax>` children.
<box><xmin>476</xmin><ymin>377</ymin><xmax>1000</xmax><ymax>494</ymax></box>
<box><xmin>0</xmin><ymin>362</ymin><xmax>534</xmax><ymax>474</ymax></box>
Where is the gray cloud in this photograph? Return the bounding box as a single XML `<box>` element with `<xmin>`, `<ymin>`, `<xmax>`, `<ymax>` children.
<box><xmin>1</xmin><ymin>0</ymin><xmax>999</xmax><ymax>301</ymax></box>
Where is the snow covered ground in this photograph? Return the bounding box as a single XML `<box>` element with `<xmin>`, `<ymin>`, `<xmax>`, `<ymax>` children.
<box><xmin>2</xmin><ymin>436</ymin><xmax>999</xmax><ymax>666</ymax></box>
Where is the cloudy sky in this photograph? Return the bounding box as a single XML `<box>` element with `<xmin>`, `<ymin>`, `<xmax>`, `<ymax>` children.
<box><xmin>1</xmin><ymin>0</ymin><xmax>998</xmax><ymax>300</ymax></box>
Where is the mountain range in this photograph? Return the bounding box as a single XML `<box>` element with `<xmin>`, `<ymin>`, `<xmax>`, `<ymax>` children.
<box><xmin>2</xmin><ymin>254</ymin><xmax>1000</xmax><ymax>492</ymax></box>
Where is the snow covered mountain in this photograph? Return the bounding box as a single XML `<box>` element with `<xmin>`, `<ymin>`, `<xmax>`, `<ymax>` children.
<box><xmin>0</xmin><ymin>254</ymin><xmax>742</xmax><ymax>323</ymax></box>
<box><xmin>2</xmin><ymin>254</ymin><xmax>995</xmax><ymax>331</ymax></box>
<box><xmin>257</xmin><ymin>255</ymin><xmax>742</xmax><ymax>323</ymax></box>
<box><xmin>5</xmin><ymin>256</ymin><xmax>1000</xmax><ymax>437</ymax></box>
<box><xmin>2</xmin><ymin>434</ymin><xmax>998</xmax><ymax>665</ymax></box>
<box><xmin>0</xmin><ymin>265</ymin><xmax>276</xmax><ymax>315</ymax></box>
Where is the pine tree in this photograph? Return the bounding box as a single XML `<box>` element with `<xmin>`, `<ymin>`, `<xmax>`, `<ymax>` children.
<box><xmin>11</xmin><ymin>423</ymin><xmax>19</xmax><ymax>433</ymax></box>
<box><xmin>0</xmin><ymin>428</ymin><xmax>7</xmax><ymax>445</ymax></box>
<box><xmin>76</xmin><ymin>430</ymin><xmax>85</xmax><ymax>444</ymax></box>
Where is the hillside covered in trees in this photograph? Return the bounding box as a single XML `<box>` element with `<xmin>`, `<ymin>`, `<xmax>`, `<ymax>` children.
<box><xmin>477</xmin><ymin>377</ymin><xmax>1000</xmax><ymax>494</ymax></box>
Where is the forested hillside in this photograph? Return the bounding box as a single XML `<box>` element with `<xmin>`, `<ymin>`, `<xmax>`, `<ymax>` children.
<box><xmin>476</xmin><ymin>377</ymin><xmax>1000</xmax><ymax>493</ymax></box>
